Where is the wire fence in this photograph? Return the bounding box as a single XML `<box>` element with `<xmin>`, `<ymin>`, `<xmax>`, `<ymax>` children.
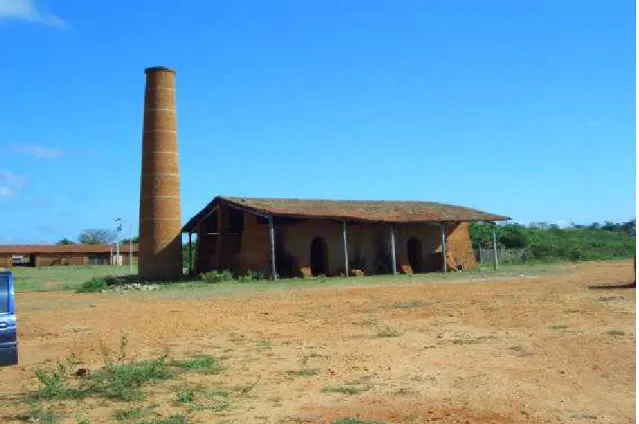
<box><xmin>474</xmin><ymin>247</ymin><xmax>528</xmax><ymax>265</ymax></box>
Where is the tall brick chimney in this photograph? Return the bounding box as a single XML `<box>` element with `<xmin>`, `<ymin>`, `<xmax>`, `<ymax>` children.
<box><xmin>138</xmin><ymin>66</ymin><xmax>183</xmax><ymax>280</ymax></box>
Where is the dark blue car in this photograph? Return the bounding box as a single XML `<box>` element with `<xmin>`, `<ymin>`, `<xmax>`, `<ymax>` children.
<box><xmin>0</xmin><ymin>271</ymin><xmax>17</xmax><ymax>366</ymax></box>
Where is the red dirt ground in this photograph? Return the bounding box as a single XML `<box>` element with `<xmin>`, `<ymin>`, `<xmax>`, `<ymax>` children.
<box><xmin>0</xmin><ymin>261</ymin><xmax>635</xmax><ymax>423</ymax></box>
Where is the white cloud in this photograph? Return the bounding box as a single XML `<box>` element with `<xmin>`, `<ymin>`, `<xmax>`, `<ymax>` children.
<box><xmin>10</xmin><ymin>142</ymin><xmax>64</xmax><ymax>159</ymax></box>
<box><xmin>0</xmin><ymin>170</ymin><xmax>26</xmax><ymax>198</ymax></box>
<box><xmin>0</xmin><ymin>0</ymin><xmax>69</xmax><ymax>28</ymax></box>
<box><xmin>0</xmin><ymin>187</ymin><xmax>14</xmax><ymax>197</ymax></box>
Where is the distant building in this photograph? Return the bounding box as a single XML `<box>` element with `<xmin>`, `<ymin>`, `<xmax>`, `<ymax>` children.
<box><xmin>182</xmin><ymin>196</ymin><xmax>509</xmax><ymax>278</ymax></box>
<box><xmin>0</xmin><ymin>244</ymin><xmax>139</xmax><ymax>268</ymax></box>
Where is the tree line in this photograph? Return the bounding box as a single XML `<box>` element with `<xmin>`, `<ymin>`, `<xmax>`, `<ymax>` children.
<box><xmin>57</xmin><ymin>229</ymin><xmax>139</xmax><ymax>245</ymax></box>
<box><xmin>469</xmin><ymin>220</ymin><xmax>636</xmax><ymax>262</ymax></box>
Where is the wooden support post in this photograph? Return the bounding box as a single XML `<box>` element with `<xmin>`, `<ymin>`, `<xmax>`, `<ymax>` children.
<box><xmin>390</xmin><ymin>225</ymin><xmax>397</xmax><ymax>275</ymax></box>
<box><xmin>492</xmin><ymin>223</ymin><xmax>499</xmax><ymax>271</ymax></box>
<box><xmin>188</xmin><ymin>232</ymin><xmax>193</xmax><ymax>275</ymax></box>
<box><xmin>441</xmin><ymin>223</ymin><xmax>448</xmax><ymax>273</ymax></box>
<box><xmin>269</xmin><ymin>216</ymin><xmax>277</xmax><ymax>280</ymax></box>
<box><xmin>342</xmin><ymin>220</ymin><xmax>349</xmax><ymax>277</ymax></box>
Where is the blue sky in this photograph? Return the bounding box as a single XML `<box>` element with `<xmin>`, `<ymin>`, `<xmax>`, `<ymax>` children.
<box><xmin>0</xmin><ymin>0</ymin><xmax>635</xmax><ymax>243</ymax></box>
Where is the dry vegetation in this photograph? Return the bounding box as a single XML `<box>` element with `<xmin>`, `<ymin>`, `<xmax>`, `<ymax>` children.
<box><xmin>0</xmin><ymin>261</ymin><xmax>635</xmax><ymax>423</ymax></box>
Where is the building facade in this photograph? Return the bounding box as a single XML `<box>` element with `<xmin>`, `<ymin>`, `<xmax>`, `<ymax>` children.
<box><xmin>0</xmin><ymin>245</ymin><xmax>139</xmax><ymax>268</ymax></box>
<box><xmin>183</xmin><ymin>197</ymin><xmax>508</xmax><ymax>278</ymax></box>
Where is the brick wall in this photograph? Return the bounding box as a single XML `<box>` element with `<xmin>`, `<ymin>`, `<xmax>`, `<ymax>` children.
<box><xmin>194</xmin><ymin>208</ymin><xmax>477</xmax><ymax>276</ymax></box>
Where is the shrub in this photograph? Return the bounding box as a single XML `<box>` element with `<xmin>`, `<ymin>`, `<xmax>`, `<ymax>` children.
<box><xmin>88</xmin><ymin>354</ymin><xmax>172</xmax><ymax>401</ymax></box>
<box><xmin>170</xmin><ymin>355</ymin><xmax>223</xmax><ymax>374</ymax></box>
<box><xmin>238</xmin><ymin>270</ymin><xmax>267</xmax><ymax>283</ymax></box>
<box><xmin>34</xmin><ymin>359</ymin><xmax>80</xmax><ymax>399</ymax></box>
<box><xmin>76</xmin><ymin>277</ymin><xmax>109</xmax><ymax>293</ymax></box>
<box><xmin>199</xmin><ymin>270</ymin><xmax>234</xmax><ymax>283</ymax></box>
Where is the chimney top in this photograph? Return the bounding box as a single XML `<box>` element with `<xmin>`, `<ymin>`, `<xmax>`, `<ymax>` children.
<box><xmin>145</xmin><ymin>66</ymin><xmax>176</xmax><ymax>74</ymax></box>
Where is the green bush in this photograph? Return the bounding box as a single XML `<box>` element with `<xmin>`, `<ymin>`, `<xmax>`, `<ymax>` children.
<box><xmin>199</xmin><ymin>270</ymin><xmax>234</xmax><ymax>283</ymax></box>
<box><xmin>34</xmin><ymin>359</ymin><xmax>80</xmax><ymax>399</ymax></box>
<box><xmin>76</xmin><ymin>277</ymin><xmax>109</xmax><ymax>293</ymax></box>
<box><xmin>238</xmin><ymin>270</ymin><xmax>267</xmax><ymax>283</ymax></box>
<box><xmin>88</xmin><ymin>354</ymin><xmax>172</xmax><ymax>401</ymax></box>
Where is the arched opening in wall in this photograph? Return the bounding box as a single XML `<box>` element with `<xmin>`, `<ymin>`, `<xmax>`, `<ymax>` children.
<box><xmin>310</xmin><ymin>237</ymin><xmax>329</xmax><ymax>276</ymax></box>
<box><xmin>407</xmin><ymin>236</ymin><xmax>423</xmax><ymax>273</ymax></box>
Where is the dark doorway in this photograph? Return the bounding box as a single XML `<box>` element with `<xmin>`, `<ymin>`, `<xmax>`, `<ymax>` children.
<box><xmin>310</xmin><ymin>237</ymin><xmax>328</xmax><ymax>276</ymax></box>
<box><xmin>407</xmin><ymin>237</ymin><xmax>423</xmax><ymax>273</ymax></box>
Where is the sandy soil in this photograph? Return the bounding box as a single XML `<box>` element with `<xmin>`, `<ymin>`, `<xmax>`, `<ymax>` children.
<box><xmin>0</xmin><ymin>261</ymin><xmax>635</xmax><ymax>424</ymax></box>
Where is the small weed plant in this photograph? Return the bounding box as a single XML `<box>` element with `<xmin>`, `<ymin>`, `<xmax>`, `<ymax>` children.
<box><xmin>200</xmin><ymin>270</ymin><xmax>234</xmax><ymax>283</ymax></box>
<box><xmin>322</xmin><ymin>385</ymin><xmax>368</xmax><ymax>395</ymax></box>
<box><xmin>76</xmin><ymin>277</ymin><xmax>109</xmax><ymax>293</ymax></box>
<box><xmin>29</xmin><ymin>335</ymin><xmax>226</xmax><ymax>408</ymax></box>
<box><xmin>286</xmin><ymin>368</ymin><xmax>319</xmax><ymax>377</ymax></box>
<box><xmin>376</xmin><ymin>327</ymin><xmax>402</xmax><ymax>338</ymax></box>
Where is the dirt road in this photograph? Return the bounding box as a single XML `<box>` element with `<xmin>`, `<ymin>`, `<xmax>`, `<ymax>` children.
<box><xmin>0</xmin><ymin>261</ymin><xmax>635</xmax><ymax>423</ymax></box>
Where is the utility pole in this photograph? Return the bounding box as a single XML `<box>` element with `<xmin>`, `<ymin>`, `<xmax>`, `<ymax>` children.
<box><xmin>115</xmin><ymin>218</ymin><xmax>122</xmax><ymax>267</ymax></box>
<box><xmin>127</xmin><ymin>221</ymin><xmax>133</xmax><ymax>273</ymax></box>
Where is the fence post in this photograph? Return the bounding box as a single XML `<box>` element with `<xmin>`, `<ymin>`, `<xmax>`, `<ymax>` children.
<box><xmin>492</xmin><ymin>224</ymin><xmax>499</xmax><ymax>271</ymax></box>
<box><xmin>269</xmin><ymin>216</ymin><xmax>277</xmax><ymax>280</ymax></box>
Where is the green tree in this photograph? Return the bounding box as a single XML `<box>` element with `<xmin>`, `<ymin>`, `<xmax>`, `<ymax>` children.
<box><xmin>56</xmin><ymin>238</ymin><xmax>75</xmax><ymax>245</ymax></box>
<box><xmin>78</xmin><ymin>229</ymin><xmax>116</xmax><ymax>245</ymax></box>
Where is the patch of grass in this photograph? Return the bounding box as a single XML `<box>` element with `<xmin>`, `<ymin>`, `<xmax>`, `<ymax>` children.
<box><xmin>76</xmin><ymin>277</ymin><xmax>109</xmax><ymax>293</ymax></box>
<box><xmin>569</xmin><ymin>412</ymin><xmax>597</xmax><ymax>420</ymax></box>
<box><xmin>207</xmin><ymin>389</ymin><xmax>230</xmax><ymax>398</ymax></box>
<box><xmin>11</xmin><ymin>265</ymin><xmax>136</xmax><ymax>293</ymax></box>
<box><xmin>186</xmin><ymin>397</ymin><xmax>231</xmax><ymax>412</ymax></box>
<box><xmin>170</xmin><ymin>355</ymin><xmax>223</xmax><ymax>374</ymax></box>
<box><xmin>23</xmin><ymin>404</ymin><xmax>60</xmax><ymax>424</ymax></box>
<box><xmin>331</xmin><ymin>419</ymin><xmax>386</xmax><ymax>424</ymax></box>
<box><xmin>322</xmin><ymin>385</ymin><xmax>368</xmax><ymax>395</ymax></box>
<box><xmin>394</xmin><ymin>300</ymin><xmax>427</xmax><ymax>309</ymax></box>
<box><xmin>286</xmin><ymin>368</ymin><xmax>319</xmax><ymax>377</ymax></box>
<box><xmin>606</xmin><ymin>330</ymin><xmax>626</xmax><ymax>337</ymax></box>
<box><xmin>452</xmin><ymin>335</ymin><xmax>497</xmax><ymax>345</ymax></box>
<box><xmin>452</xmin><ymin>339</ymin><xmax>480</xmax><ymax>345</ymax></box>
<box><xmin>549</xmin><ymin>325</ymin><xmax>569</xmax><ymax>330</ymax></box>
<box><xmin>598</xmin><ymin>295</ymin><xmax>626</xmax><ymax>302</ymax></box>
<box><xmin>301</xmin><ymin>352</ymin><xmax>325</xmax><ymax>366</ymax></box>
<box><xmin>258</xmin><ymin>339</ymin><xmax>272</xmax><ymax>349</ymax></box>
<box><xmin>89</xmin><ymin>354</ymin><xmax>172</xmax><ymax>401</ymax></box>
<box><xmin>137</xmin><ymin>415</ymin><xmax>191</xmax><ymax>424</ymax></box>
<box><xmin>114</xmin><ymin>406</ymin><xmax>154</xmax><ymax>421</ymax></box>
<box><xmin>175</xmin><ymin>388</ymin><xmax>196</xmax><ymax>404</ymax></box>
<box><xmin>376</xmin><ymin>327</ymin><xmax>402</xmax><ymax>338</ymax></box>
<box><xmin>173</xmin><ymin>387</ymin><xmax>231</xmax><ymax>412</ymax></box>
